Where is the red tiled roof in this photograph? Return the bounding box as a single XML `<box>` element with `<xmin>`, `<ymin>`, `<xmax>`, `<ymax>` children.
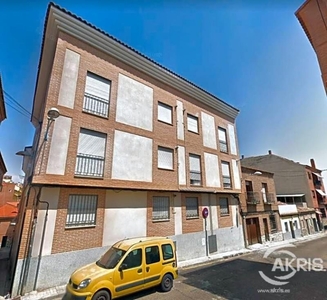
<box><xmin>0</xmin><ymin>201</ymin><xmax>19</xmax><ymax>218</ymax></box>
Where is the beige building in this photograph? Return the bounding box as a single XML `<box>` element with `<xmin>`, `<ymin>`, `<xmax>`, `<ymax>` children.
<box><xmin>11</xmin><ymin>3</ymin><xmax>244</xmax><ymax>296</ymax></box>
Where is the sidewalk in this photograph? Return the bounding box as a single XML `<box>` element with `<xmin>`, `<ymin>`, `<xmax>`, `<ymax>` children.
<box><xmin>19</xmin><ymin>231</ymin><xmax>326</xmax><ymax>300</ymax></box>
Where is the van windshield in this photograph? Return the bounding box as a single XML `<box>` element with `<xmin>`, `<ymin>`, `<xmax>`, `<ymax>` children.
<box><xmin>96</xmin><ymin>247</ymin><xmax>126</xmax><ymax>269</ymax></box>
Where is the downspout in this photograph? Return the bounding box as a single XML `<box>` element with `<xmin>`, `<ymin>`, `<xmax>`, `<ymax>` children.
<box><xmin>33</xmin><ymin>197</ymin><xmax>49</xmax><ymax>291</ymax></box>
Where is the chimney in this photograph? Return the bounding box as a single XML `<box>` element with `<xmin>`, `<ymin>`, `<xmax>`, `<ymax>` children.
<box><xmin>268</xmin><ymin>150</ymin><xmax>272</xmax><ymax>155</ymax></box>
<box><xmin>310</xmin><ymin>158</ymin><xmax>316</xmax><ymax>169</ymax></box>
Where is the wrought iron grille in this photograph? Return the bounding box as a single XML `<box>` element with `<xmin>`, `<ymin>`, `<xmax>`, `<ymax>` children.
<box><xmin>75</xmin><ymin>153</ymin><xmax>104</xmax><ymax>177</ymax></box>
<box><xmin>152</xmin><ymin>196</ymin><xmax>169</xmax><ymax>220</ymax></box>
<box><xmin>83</xmin><ymin>93</ymin><xmax>109</xmax><ymax>117</ymax></box>
<box><xmin>186</xmin><ymin>197</ymin><xmax>199</xmax><ymax>218</ymax></box>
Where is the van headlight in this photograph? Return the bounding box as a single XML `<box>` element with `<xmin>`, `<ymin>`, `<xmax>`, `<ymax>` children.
<box><xmin>77</xmin><ymin>279</ymin><xmax>91</xmax><ymax>289</ymax></box>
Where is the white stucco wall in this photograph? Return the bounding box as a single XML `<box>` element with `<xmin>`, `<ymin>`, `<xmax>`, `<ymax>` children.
<box><xmin>58</xmin><ymin>49</ymin><xmax>80</xmax><ymax>109</ymax></box>
<box><xmin>228</xmin><ymin>124</ymin><xmax>237</xmax><ymax>155</ymax></box>
<box><xmin>204</xmin><ymin>153</ymin><xmax>220</xmax><ymax>187</ymax></box>
<box><xmin>280</xmin><ymin>216</ymin><xmax>300</xmax><ymax>233</ymax></box>
<box><xmin>46</xmin><ymin>116</ymin><xmax>72</xmax><ymax>175</ymax></box>
<box><xmin>174</xmin><ymin>193</ymin><xmax>182</xmax><ymax>235</ymax></box>
<box><xmin>115</xmin><ymin>73</ymin><xmax>153</xmax><ymax>131</ymax></box>
<box><xmin>102</xmin><ymin>190</ymin><xmax>147</xmax><ymax>246</ymax></box>
<box><xmin>278</xmin><ymin>204</ymin><xmax>298</xmax><ymax>215</ymax></box>
<box><xmin>32</xmin><ymin>187</ymin><xmax>60</xmax><ymax>257</ymax></box>
<box><xmin>111</xmin><ymin>130</ymin><xmax>152</xmax><ymax>182</ymax></box>
<box><xmin>176</xmin><ymin>100</ymin><xmax>184</xmax><ymax>140</ymax></box>
<box><xmin>177</xmin><ymin>146</ymin><xmax>186</xmax><ymax>185</ymax></box>
<box><xmin>232</xmin><ymin>159</ymin><xmax>241</xmax><ymax>190</ymax></box>
<box><xmin>201</xmin><ymin>112</ymin><xmax>217</xmax><ymax>149</ymax></box>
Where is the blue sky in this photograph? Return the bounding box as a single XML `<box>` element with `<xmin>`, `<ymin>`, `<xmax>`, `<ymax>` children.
<box><xmin>1</xmin><ymin>0</ymin><xmax>327</xmax><ymax>183</ymax></box>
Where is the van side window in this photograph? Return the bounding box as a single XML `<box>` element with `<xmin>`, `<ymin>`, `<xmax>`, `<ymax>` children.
<box><xmin>145</xmin><ymin>246</ymin><xmax>160</xmax><ymax>264</ymax></box>
<box><xmin>121</xmin><ymin>249</ymin><xmax>142</xmax><ymax>269</ymax></box>
<box><xmin>161</xmin><ymin>244</ymin><xmax>173</xmax><ymax>260</ymax></box>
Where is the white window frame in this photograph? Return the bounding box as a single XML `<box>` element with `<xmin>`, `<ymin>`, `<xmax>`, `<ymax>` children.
<box><xmin>158</xmin><ymin>147</ymin><xmax>174</xmax><ymax>170</ymax></box>
<box><xmin>152</xmin><ymin>196</ymin><xmax>170</xmax><ymax>221</ymax></box>
<box><xmin>187</xmin><ymin>114</ymin><xmax>199</xmax><ymax>133</ymax></box>
<box><xmin>158</xmin><ymin>102</ymin><xmax>172</xmax><ymax>124</ymax></box>
<box><xmin>66</xmin><ymin>194</ymin><xmax>98</xmax><ymax>227</ymax></box>
<box><xmin>221</xmin><ymin>161</ymin><xmax>232</xmax><ymax>188</ymax></box>
<box><xmin>218</xmin><ymin>127</ymin><xmax>228</xmax><ymax>153</ymax></box>
<box><xmin>189</xmin><ymin>154</ymin><xmax>202</xmax><ymax>186</ymax></box>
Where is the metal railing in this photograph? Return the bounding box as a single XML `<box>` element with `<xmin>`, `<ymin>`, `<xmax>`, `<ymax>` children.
<box><xmin>190</xmin><ymin>170</ymin><xmax>202</xmax><ymax>186</ymax></box>
<box><xmin>246</xmin><ymin>191</ymin><xmax>260</xmax><ymax>204</ymax></box>
<box><xmin>83</xmin><ymin>93</ymin><xmax>109</xmax><ymax>117</ymax></box>
<box><xmin>266</xmin><ymin>193</ymin><xmax>275</xmax><ymax>204</ymax></box>
<box><xmin>75</xmin><ymin>153</ymin><xmax>104</xmax><ymax>177</ymax></box>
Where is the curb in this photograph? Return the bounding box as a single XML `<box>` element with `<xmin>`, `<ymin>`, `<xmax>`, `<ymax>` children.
<box><xmin>19</xmin><ymin>232</ymin><xmax>327</xmax><ymax>300</ymax></box>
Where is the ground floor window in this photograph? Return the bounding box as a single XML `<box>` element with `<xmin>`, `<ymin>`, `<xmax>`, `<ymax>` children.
<box><xmin>152</xmin><ymin>196</ymin><xmax>170</xmax><ymax>221</ymax></box>
<box><xmin>269</xmin><ymin>214</ymin><xmax>277</xmax><ymax>233</ymax></box>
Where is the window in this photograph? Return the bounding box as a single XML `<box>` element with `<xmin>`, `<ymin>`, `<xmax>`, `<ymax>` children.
<box><xmin>66</xmin><ymin>195</ymin><xmax>97</xmax><ymax>227</ymax></box>
<box><xmin>284</xmin><ymin>222</ymin><xmax>289</xmax><ymax>232</ymax></box>
<box><xmin>187</xmin><ymin>114</ymin><xmax>199</xmax><ymax>133</ymax></box>
<box><xmin>75</xmin><ymin>129</ymin><xmax>106</xmax><ymax>177</ymax></box>
<box><xmin>221</xmin><ymin>161</ymin><xmax>232</xmax><ymax>188</ymax></box>
<box><xmin>145</xmin><ymin>246</ymin><xmax>160</xmax><ymax>264</ymax></box>
<box><xmin>121</xmin><ymin>249</ymin><xmax>142</xmax><ymax>270</ymax></box>
<box><xmin>186</xmin><ymin>197</ymin><xmax>199</xmax><ymax>218</ymax></box>
<box><xmin>270</xmin><ymin>214</ymin><xmax>277</xmax><ymax>233</ymax></box>
<box><xmin>83</xmin><ymin>72</ymin><xmax>110</xmax><ymax>117</ymax></box>
<box><xmin>312</xmin><ymin>190</ymin><xmax>315</xmax><ymax>198</ymax></box>
<box><xmin>308</xmin><ymin>172</ymin><xmax>312</xmax><ymax>180</ymax></box>
<box><xmin>218</xmin><ymin>127</ymin><xmax>228</xmax><ymax>153</ymax></box>
<box><xmin>294</xmin><ymin>220</ymin><xmax>298</xmax><ymax>230</ymax></box>
<box><xmin>219</xmin><ymin>198</ymin><xmax>229</xmax><ymax>216</ymax></box>
<box><xmin>152</xmin><ymin>196</ymin><xmax>169</xmax><ymax>221</ymax></box>
<box><xmin>158</xmin><ymin>102</ymin><xmax>172</xmax><ymax>124</ymax></box>
<box><xmin>189</xmin><ymin>154</ymin><xmax>202</xmax><ymax>185</ymax></box>
<box><xmin>262</xmin><ymin>183</ymin><xmax>268</xmax><ymax>203</ymax></box>
<box><xmin>158</xmin><ymin>147</ymin><xmax>173</xmax><ymax>170</ymax></box>
<box><xmin>161</xmin><ymin>244</ymin><xmax>174</xmax><ymax>260</ymax></box>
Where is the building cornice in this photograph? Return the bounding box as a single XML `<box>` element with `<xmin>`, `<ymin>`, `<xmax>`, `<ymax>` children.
<box><xmin>32</xmin><ymin>3</ymin><xmax>239</xmax><ymax>125</ymax></box>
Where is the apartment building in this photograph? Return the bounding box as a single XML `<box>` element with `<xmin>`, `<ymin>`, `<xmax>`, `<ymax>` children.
<box><xmin>239</xmin><ymin>166</ymin><xmax>282</xmax><ymax>246</ymax></box>
<box><xmin>296</xmin><ymin>0</ymin><xmax>327</xmax><ymax>94</ymax></box>
<box><xmin>241</xmin><ymin>151</ymin><xmax>326</xmax><ymax>229</ymax></box>
<box><xmin>11</xmin><ymin>3</ymin><xmax>243</xmax><ymax>295</ymax></box>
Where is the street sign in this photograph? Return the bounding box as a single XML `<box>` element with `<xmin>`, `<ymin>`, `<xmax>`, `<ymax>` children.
<box><xmin>202</xmin><ymin>207</ymin><xmax>209</xmax><ymax>218</ymax></box>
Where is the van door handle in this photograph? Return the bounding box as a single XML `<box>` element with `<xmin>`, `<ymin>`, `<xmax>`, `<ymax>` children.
<box><xmin>137</xmin><ymin>268</ymin><xmax>142</xmax><ymax>273</ymax></box>
<box><xmin>146</xmin><ymin>267</ymin><xmax>150</xmax><ymax>272</ymax></box>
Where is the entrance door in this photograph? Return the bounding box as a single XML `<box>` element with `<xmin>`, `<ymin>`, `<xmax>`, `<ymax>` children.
<box><xmin>306</xmin><ymin>219</ymin><xmax>311</xmax><ymax>234</ymax></box>
<box><xmin>263</xmin><ymin>219</ymin><xmax>270</xmax><ymax>242</ymax></box>
<box><xmin>289</xmin><ymin>221</ymin><xmax>295</xmax><ymax>238</ymax></box>
<box><xmin>246</xmin><ymin>218</ymin><xmax>261</xmax><ymax>245</ymax></box>
<box><xmin>313</xmin><ymin>219</ymin><xmax>319</xmax><ymax>232</ymax></box>
<box><xmin>1</xmin><ymin>236</ymin><xmax>7</xmax><ymax>248</ymax></box>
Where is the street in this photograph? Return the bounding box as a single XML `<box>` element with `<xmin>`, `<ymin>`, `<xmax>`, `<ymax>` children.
<box><xmin>115</xmin><ymin>235</ymin><xmax>327</xmax><ymax>300</ymax></box>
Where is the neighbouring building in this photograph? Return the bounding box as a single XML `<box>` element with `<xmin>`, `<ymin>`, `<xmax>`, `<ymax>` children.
<box><xmin>297</xmin><ymin>206</ymin><xmax>320</xmax><ymax>235</ymax></box>
<box><xmin>239</xmin><ymin>166</ymin><xmax>282</xmax><ymax>246</ymax></box>
<box><xmin>0</xmin><ymin>177</ymin><xmax>21</xmax><ymax>207</ymax></box>
<box><xmin>241</xmin><ymin>151</ymin><xmax>326</xmax><ymax>229</ymax></box>
<box><xmin>11</xmin><ymin>3</ymin><xmax>244</xmax><ymax>295</ymax></box>
<box><xmin>295</xmin><ymin>0</ymin><xmax>327</xmax><ymax>94</ymax></box>
<box><xmin>0</xmin><ymin>202</ymin><xmax>19</xmax><ymax>248</ymax></box>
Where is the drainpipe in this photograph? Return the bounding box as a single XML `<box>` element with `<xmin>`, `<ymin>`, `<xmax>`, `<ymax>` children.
<box><xmin>33</xmin><ymin>197</ymin><xmax>49</xmax><ymax>291</ymax></box>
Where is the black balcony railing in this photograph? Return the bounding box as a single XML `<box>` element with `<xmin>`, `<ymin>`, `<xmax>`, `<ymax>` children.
<box><xmin>83</xmin><ymin>93</ymin><xmax>109</xmax><ymax>118</ymax></box>
<box><xmin>246</xmin><ymin>191</ymin><xmax>260</xmax><ymax>204</ymax></box>
<box><xmin>75</xmin><ymin>153</ymin><xmax>104</xmax><ymax>177</ymax></box>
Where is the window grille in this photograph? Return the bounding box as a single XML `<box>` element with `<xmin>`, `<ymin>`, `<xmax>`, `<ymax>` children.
<box><xmin>152</xmin><ymin>196</ymin><xmax>169</xmax><ymax>220</ymax></box>
<box><xmin>186</xmin><ymin>197</ymin><xmax>199</xmax><ymax>218</ymax></box>
<box><xmin>219</xmin><ymin>198</ymin><xmax>229</xmax><ymax>215</ymax></box>
<box><xmin>66</xmin><ymin>194</ymin><xmax>97</xmax><ymax>227</ymax></box>
<box><xmin>270</xmin><ymin>214</ymin><xmax>277</xmax><ymax>233</ymax></box>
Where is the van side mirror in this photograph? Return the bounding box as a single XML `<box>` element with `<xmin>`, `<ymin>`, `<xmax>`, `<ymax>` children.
<box><xmin>119</xmin><ymin>263</ymin><xmax>127</xmax><ymax>272</ymax></box>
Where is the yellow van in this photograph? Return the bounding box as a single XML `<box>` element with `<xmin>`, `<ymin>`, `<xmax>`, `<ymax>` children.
<box><xmin>65</xmin><ymin>237</ymin><xmax>178</xmax><ymax>300</ymax></box>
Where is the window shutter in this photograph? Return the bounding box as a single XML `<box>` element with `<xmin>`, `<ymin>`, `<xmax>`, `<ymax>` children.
<box><xmin>158</xmin><ymin>147</ymin><xmax>173</xmax><ymax>169</ymax></box>
<box><xmin>189</xmin><ymin>155</ymin><xmax>200</xmax><ymax>171</ymax></box>
<box><xmin>78</xmin><ymin>129</ymin><xmax>106</xmax><ymax>157</ymax></box>
<box><xmin>221</xmin><ymin>162</ymin><xmax>230</xmax><ymax>176</ymax></box>
<box><xmin>187</xmin><ymin>115</ymin><xmax>198</xmax><ymax>133</ymax></box>
<box><xmin>85</xmin><ymin>73</ymin><xmax>110</xmax><ymax>101</ymax></box>
<box><xmin>158</xmin><ymin>103</ymin><xmax>172</xmax><ymax>124</ymax></box>
<box><xmin>218</xmin><ymin>128</ymin><xmax>227</xmax><ymax>142</ymax></box>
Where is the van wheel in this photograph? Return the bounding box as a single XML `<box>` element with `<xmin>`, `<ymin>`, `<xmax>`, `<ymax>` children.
<box><xmin>160</xmin><ymin>274</ymin><xmax>173</xmax><ymax>292</ymax></box>
<box><xmin>92</xmin><ymin>290</ymin><xmax>111</xmax><ymax>300</ymax></box>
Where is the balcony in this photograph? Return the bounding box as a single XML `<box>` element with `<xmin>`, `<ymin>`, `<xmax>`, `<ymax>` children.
<box><xmin>75</xmin><ymin>153</ymin><xmax>105</xmax><ymax>177</ymax></box>
<box><xmin>83</xmin><ymin>93</ymin><xmax>109</xmax><ymax>118</ymax></box>
<box><xmin>246</xmin><ymin>192</ymin><xmax>260</xmax><ymax>204</ymax></box>
<box><xmin>265</xmin><ymin>193</ymin><xmax>275</xmax><ymax>204</ymax></box>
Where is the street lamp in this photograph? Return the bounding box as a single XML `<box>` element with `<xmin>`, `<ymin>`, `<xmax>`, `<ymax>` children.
<box><xmin>44</xmin><ymin>107</ymin><xmax>60</xmax><ymax>141</ymax></box>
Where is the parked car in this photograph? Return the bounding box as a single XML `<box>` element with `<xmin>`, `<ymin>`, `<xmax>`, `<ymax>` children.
<box><xmin>64</xmin><ymin>236</ymin><xmax>178</xmax><ymax>300</ymax></box>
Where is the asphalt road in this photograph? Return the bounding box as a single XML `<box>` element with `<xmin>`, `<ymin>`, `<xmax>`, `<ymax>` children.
<box><xmin>54</xmin><ymin>235</ymin><xmax>327</xmax><ymax>300</ymax></box>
